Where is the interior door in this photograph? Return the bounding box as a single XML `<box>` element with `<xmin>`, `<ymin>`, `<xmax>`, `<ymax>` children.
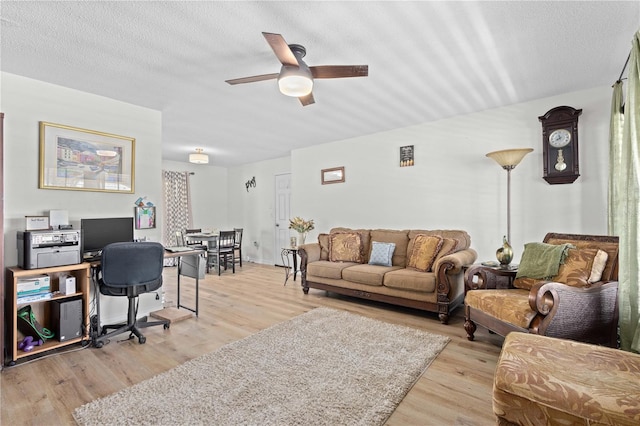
<box><xmin>274</xmin><ymin>173</ymin><xmax>291</xmax><ymax>266</ymax></box>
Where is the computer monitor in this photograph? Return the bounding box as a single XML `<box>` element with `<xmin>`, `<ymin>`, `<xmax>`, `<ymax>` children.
<box><xmin>81</xmin><ymin>217</ymin><xmax>134</xmax><ymax>256</ymax></box>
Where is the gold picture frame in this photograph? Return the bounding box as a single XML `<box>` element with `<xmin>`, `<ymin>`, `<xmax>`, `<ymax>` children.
<box><xmin>39</xmin><ymin>122</ymin><xmax>135</xmax><ymax>193</ymax></box>
<box><xmin>321</xmin><ymin>166</ymin><xmax>345</xmax><ymax>185</ymax></box>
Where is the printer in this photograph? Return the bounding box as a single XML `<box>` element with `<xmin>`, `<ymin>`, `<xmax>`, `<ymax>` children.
<box><xmin>17</xmin><ymin>229</ymin><xmax>82</xmax><ymax>270</ymax></box>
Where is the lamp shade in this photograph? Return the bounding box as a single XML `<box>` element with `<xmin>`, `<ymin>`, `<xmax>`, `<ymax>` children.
<box><xmin>189</xmin><ymin>148</ymin><xmax>209</xmax><ymax>164</ymax></box>
<box><xmin>486</xmin><ymin>148</ymin><xmax>533</xmax><ymax>169</ymax></box>
<box><xmin>278</xmin><ymin>62</ymin><xmax>313</xmax><ymax>97</ymax></box>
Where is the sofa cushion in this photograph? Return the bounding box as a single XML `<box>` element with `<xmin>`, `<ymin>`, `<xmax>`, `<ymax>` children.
<box><xmin>307</xmin><ymin>260</ymin><xmax>359</xmax><ymax>280</ymax></box>
<box><xmin>329</xmin><ymin>232</ymin><xmax>364</xmax><ymax>263</ymax></box>
<box><xmin>368</xmin><ymin>241</ymin><xmax>396</xmax><ymax>267</ymax></box>
<box><xmin>318</xmin><ymin>233</ymin><xmax>330</xmax><ymax>261</ymax></box>
<box><xmin>465</xmin><ymin>289</ymin><xmax>535</xmax><ymax>329</ymax></box>
<box><xmin>383</xmin><ymin>269</ymin><xmax>437</xmax><ymax>293</ymax></box>
<box><xmin>493</xmin><ymin>332</ymin><xmax>640</xmax><ymax>426</ymax></box>
<box><xmin>407</xmin><ymin>234</ymin><xmax>443</xmax><ymax>272</ymax></box>
<box><xmin>342</xmin><ymin>264</ymin><xmax>401</xmax><ymax>286</ymax></box>
<box><xmin>369</xmin><ymin>229</ymin><xmax>409</xmax><ymax>266</ymax></box>
<box><xmin>545</xmin><ymin>236</ymin><xmax>619</xmax><ymax>281</ymax></box>
<box><xmin>434</xmin><ymin>237</ymin><xmax>457</xmax><ymax>263</ymax></box>
<box><xmin>331</xmin><ymin>228</ymin><xmax>371</xmax><ymax>262</ymax></box>
<box><xmin>589</xmin><ymin>249</ymin><xmax>609</xmax><ymax>283</ymax></box>
<box><xmin>552</xmin><ymin>247</ymin><xmax>598</xmax><ymax>287</ymax></box>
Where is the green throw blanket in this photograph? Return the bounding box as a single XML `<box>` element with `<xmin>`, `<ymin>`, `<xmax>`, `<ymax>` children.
<box><xmin>515</xmin><ymin>242</ymin><xmax>574</xmax><ymax>279</ymax></box>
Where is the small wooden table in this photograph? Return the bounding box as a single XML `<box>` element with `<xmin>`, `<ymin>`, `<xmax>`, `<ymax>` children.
<box><xmin>464</xmin><ymin>263</ymin><xmax>518</xmax><ymax>294</ymax></box>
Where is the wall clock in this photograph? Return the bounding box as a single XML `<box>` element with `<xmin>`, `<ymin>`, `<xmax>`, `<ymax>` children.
<box><xmin>538</xmin><ymin>106</ymin><xmax>582</xmax><ymax>184</ymax></box>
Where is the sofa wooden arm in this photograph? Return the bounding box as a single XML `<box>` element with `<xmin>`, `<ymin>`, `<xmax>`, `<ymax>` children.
<box><xmin>528</xmin><ymin>280</ymin><xmax>619</xmax><ymax>347</ymax></box>
<box><xmin>434</xmin><ymin>248</ymin><xmax>477</xmax><ymax>297</ymax></box>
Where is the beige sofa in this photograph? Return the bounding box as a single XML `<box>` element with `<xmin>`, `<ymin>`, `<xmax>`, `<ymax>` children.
<box><xmin>298</xmin><ymin>228</ymin><xmax>477</xmax><ymax>324</ymax></box>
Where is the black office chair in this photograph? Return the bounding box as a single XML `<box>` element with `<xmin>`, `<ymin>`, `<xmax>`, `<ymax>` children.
<box><xmin>94</xmin><ymin>242</ymin><xmax>169</xmax><ymax>348</ymax></box>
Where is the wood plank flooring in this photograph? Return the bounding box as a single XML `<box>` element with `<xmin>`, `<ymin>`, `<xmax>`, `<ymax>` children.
<box><xmin>1</xmin><ymin>263</ymin><xmax>505</xmax><ymax>425</ymax></box>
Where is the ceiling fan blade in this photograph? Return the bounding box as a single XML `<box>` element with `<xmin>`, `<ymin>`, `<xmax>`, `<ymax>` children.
<box><xmin>299</xmin><ymin>92</ymin><xmax>315</xmax><ymax>106</ymax></box>
<box><xmin>225</xmin><ymin>73</ymin><xmax>279</xmax><ymax>85</ymax></box>
<box><xmin>310</xmin><ymin>65</ymin><xmax>369</xmax><ymax>79</ymax></box>
<box><xmin>262</xmin><ymin>32</ymin><xmax>299</xmax><ymax>67</ymax></box>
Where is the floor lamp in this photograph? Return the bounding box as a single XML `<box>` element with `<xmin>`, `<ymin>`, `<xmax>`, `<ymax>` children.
<box><xmin>486</xmin><ymin>148</ymin><xmax>533</xmax><ymax>265</ymax></box>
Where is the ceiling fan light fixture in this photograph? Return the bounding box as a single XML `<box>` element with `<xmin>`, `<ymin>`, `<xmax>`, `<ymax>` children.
<box><xmin>278</xmin><ymin>66</ymin><xmax>313</xmax><ymax>97</ymax></box>
<box><xmin>189</xmin><ymin>148</ymin><xmax>209</xmax><ymax>164</ymax></box>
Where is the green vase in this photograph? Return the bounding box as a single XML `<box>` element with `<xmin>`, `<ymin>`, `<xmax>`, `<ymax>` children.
<box><xmin>496</xmin><ymin>236</ymin><xmax>513</xmax><ymax>267</ymax></box>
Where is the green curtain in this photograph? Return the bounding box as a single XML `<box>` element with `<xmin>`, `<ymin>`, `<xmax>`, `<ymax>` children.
<box><xmin>610</xmin><ymin>30</ymin><xmax>640</xmax><ymax>353</ymax></box>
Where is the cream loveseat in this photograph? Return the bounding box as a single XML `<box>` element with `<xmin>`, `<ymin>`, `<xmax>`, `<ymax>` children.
<box><xmin>298</xmin><ymin>228</ymin><xmax>477</xmax><ymax>324</ymax></box>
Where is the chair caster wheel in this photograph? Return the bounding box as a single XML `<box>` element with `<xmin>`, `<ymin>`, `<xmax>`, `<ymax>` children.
<box><xmin>95</xmin><ymin>341</ymin><xmax>104</xmax><ymax>349</ymax></box>
<box><xmin>139</xmin><ymin>336</ymin><xmax>146</xmax><ymax>344</ymax></box>
<box><xmin>164</xmin><ymin>323</ymin><xmax>170</xmax><ymax>330</ymax></box>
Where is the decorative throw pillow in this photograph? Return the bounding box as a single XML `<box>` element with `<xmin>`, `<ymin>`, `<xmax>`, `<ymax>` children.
<box><xmin>368</xmin><ymin>242</ymin><xmax>396</xmax><ymax>267</ymax></box>
<box><xmin>318</xmin><ymin>233</ymin><xmax>330</xmax><ymax>260</ymax></box>
<box><xmin>434</xmin><ymin>238</ymin><xmax>457</xmax><ymax>263</ymax></box>
<box><xmin>407</xmin><ymin>234</ymin><xmax>443</xmax><ymax>272</ymax></box>
<box><xmin>552</xmin><ymin>247</ymin><xmax>599</xmax><ymax>287</ymax></box>
<box><xmin>329</xmin><ymin>232</ymin><xmax>363</xmax><ymax>263</ymax></box>
<box><xmin>588</xmin><ymin>249</ymin><xmax>608</xmax><ymax>283</ymax></box>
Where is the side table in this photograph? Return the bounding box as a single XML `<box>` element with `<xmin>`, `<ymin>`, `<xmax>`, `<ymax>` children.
<box><xmin>280</xmin><ymin>247</ymin><xmax>299</xmax><ymax>285</ymax></box>
<box><xmin>464</xmin><ymin>263</ymin><xmax>518</xmax><ymax>294</ymax></box>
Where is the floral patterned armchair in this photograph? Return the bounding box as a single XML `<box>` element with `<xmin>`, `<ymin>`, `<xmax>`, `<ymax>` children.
<box><xmin>464</xmin><ymin>233</ymin><xmax>619</xmax><ymax>347</ymax></box>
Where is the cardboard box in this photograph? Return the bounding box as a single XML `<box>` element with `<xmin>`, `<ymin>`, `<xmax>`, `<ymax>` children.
<box><xmin>17</xmin><ymin>275</ymin><xmax>50</xmax><ymax>296</ymax></box>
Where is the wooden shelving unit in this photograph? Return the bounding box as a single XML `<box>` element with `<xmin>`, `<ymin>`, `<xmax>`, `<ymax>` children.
<box><xmin>5</xmin><ymin>263</ymin><xmax>90</xmax><ymax>365</ymax></box>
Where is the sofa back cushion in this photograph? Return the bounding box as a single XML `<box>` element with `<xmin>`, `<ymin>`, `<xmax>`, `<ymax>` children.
<box><xmin>318</xmin><ymin>233</ymin><xmax>330</xmax><ymax>260</ymax></box>
<box><xmin>329</xmin><ymin>232</ymin><xmax>364</xmax><ymax>263</ymax></box>
<box><xmin>369</xmin><ymin>229</ymin><xmax>409</xmax><ymax>266</ymax></box>
<box><xmin>544</xmin><ymin>234</ymin><xmax>619</xmax><ymax>281</ymax></box>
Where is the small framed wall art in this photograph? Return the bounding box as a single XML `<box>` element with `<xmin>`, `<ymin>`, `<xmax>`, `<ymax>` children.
<box><xmin>135</xmin><ymin>206</ymin><xmax>156</xmax><ymax>229</ymax></box>
<box><xmin>321</xmin><ymin>166</ymin><xmax>345</xmax><ymax>185</ymax></box>
<box><xmin>400</xmin><ymin>145</ymin><xmax>414</xmax><ymax>167</ymax></box>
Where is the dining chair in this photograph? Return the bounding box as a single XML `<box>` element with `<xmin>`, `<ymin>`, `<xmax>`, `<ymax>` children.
<box><xmin>207</xmin><ymin>230</ymin><xmax>236</xmax><ymax>275</ymax></box>
<box><xmin>233</xmin><ymin>228</ymin><xmax>243</xmax><ymax>267</ymax></box>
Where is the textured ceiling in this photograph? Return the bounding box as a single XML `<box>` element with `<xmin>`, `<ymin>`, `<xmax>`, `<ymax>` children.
<box><xmin>1</xmin><ymin>1</ymin><xmax>638</xmax><ymax>167</ymax></box>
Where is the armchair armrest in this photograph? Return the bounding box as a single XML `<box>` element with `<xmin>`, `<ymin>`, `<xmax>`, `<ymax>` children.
<box><xmin>528</xmin><ymin>280</ymin><xmax>619</xmax><ymax>347</ymax></box>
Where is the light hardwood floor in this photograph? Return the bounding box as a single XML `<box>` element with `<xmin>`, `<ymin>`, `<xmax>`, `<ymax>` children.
<box><xmin>1</xmin><ymin>263</ymin><xmax>505</xmax><ymax>425</ymax></box>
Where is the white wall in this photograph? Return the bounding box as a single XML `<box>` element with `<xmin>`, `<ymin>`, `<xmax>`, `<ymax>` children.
<box><xmin>2</xmin><ymin>72</ymin><xmax>164</xmax><ymax>323</ymax></box>
<box><xmin>227</xmin><ymin>156</ymin><xmax>291</xmax><ymax>264</ymax></box>
<box><xmin>161</xmin><ymin>159</ymin><xmax>228</xmax><ymax>241</ymax></box>
<box><xmin>289</xmin><ymin>86</ymin><xmax>611</xmax><ymax>264</ymax></box>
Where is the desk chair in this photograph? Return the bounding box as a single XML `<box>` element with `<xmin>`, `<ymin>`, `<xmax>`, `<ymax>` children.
<box><xmin>94</xmin><ymin>242</ymin><xmax>169</xmax><ymax>348</ymax></box>
<box><xmin>233</xmin><ymin>228</ymin><xmax>243</xmax><ymax>267</ymax></box>
<box><xmin>207</xmin><ymin>231</ymin><xmax>235</xmax><ymax>275</ymax></box>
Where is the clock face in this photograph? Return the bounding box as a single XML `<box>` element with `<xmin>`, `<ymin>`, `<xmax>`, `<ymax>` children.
<box><xmin>549</xmin><ymin>129</ymin><xmax>571</xmax><ymax>148</ymax></box>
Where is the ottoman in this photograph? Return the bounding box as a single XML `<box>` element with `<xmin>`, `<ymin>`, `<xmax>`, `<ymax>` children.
<box><xmin>493</xmin><ymin>332</ymin><xmax>640</xmax><ymax>425</ymax></box>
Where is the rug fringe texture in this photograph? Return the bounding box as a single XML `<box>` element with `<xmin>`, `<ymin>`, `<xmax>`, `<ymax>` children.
<box><xmin>73</xmin><ymin>307</ymin><xmax>450</xmax><ymax>425</ymax></box>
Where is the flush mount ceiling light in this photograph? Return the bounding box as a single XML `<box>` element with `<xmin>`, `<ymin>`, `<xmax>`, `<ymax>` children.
<box><xmin>189</xmin><ymin>148</ymin><xmax>209</xmax><ymax>164</ymax></box>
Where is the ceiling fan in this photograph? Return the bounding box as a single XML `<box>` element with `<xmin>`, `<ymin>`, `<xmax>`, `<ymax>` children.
<box><xmin>225</xmin><ymin>32</ymin><xmax>368</xmax><ymax>106</ymax></box>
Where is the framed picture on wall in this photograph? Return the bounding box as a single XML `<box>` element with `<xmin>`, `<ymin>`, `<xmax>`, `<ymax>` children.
<box><xmin>39</xmin><ymin>121</ymin><xmax>135</xmax><ymax>193</ymax></box>
<box><xmin>400</xmin><ymin>145</ymin><xmax>414</xmax><ymax>167</ymax></box>
<box><xmin>321</xmin><ymin>166</ymin><xmax>345</xmax><ymax>184</ymax></box>
<box><xmin>135</xmin><ymin>206</ymin><xmax>156</xmax><ymax>229</ymax></box>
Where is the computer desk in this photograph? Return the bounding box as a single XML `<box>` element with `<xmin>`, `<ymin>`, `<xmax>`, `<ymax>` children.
<box><xmin>163</xmin><ymin>248</ymin><xmax>205</xmax><ymax>316</ymax></box>
<box><xmin>88</xmin><ymin>248</ymin><xmax>205</xmax><ymax>324</ymax></box>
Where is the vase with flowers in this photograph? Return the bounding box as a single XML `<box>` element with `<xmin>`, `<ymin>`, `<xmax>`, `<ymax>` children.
<box><xmin>289</xmin><ymin>217</ymin><xmax>314</xmax><ymax>246</ymax></box>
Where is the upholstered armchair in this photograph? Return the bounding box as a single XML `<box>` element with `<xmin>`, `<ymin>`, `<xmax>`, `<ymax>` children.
<box><xmin>464</xmin><ymin>233</ymin><xmax>619</xmax><ymax>347</ymax></box>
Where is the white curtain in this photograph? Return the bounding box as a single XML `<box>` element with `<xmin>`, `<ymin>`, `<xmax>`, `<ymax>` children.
<box><xmin>162</xmin><ymin>170</ymin><xmax>193</xmax><ymax>265</ymax></box>
<box><xmin>609</xmin><ymin>30</ymin><xmax>640</xmax><ymax>353</ymax></box>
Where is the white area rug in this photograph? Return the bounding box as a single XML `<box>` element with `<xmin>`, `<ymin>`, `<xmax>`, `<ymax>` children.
<box><xmin>73</xmin><ymin>307</ymin><xmax>450</xmax><ymax>425</ymax></box>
